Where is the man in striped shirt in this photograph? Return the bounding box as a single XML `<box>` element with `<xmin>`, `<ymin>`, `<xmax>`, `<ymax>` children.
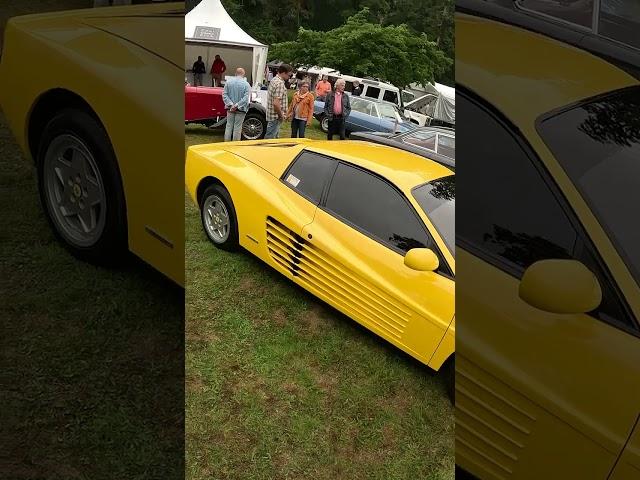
<box><xmin>265</xmin><ymin>64</ymin><xmax>294</xmax><ymax>139</ymax></box>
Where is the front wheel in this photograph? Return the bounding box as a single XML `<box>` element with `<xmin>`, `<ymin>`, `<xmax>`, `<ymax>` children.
<box><xmin>37</xmin><ymin>108</ymin><xmax>127</xmax><ymax>263</ymax></box>
<box><xmin>200</xmin><ymin>184</ymin><xmax>239</xmax><ymax>251</ymax></box>
<box><xmin>319</xmin><ymin>114</ymin><xmax>329</xmax><ymax>133</ymax></box>
<box><xmin>242</xmin><ymin>112</ymin><xmax>266</xmax><ymax>140</ymax></box>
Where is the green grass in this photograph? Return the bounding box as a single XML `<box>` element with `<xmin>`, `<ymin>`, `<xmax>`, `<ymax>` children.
<box><xmin>1</xmin><ymin>45</ymin><xmax>183</xmax><ymax>480</ymax></box>
<box><xmin>185</xmin><ymin>123</ymin><xmax>454</xmax><ymax>479</ymax></box>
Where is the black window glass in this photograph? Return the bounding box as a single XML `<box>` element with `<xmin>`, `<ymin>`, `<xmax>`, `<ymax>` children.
<box><xmin>457</xmin><ymin>93</ymin><xmax>578</xmax><ymax>270</ymax></box>
<box><xmin>325</xmin><ymin>163</ymin><xmax>430</xmax><ymax>254</ymax></box>
<box><xmin>413</xmin><ymin>176</ymin><xmax>455</xmax><ymax>256</ymax></box>
<box><xmin>516</xmin><ymin>0</ymin><xmax>594</xmax><ymax>28</ymax></box>
<box><xmin>365</xmin><ymin>86</ymin><xmax>381</xmax><ymax>100</ymax></box>
<box><xmin>459</xmin><ymin>92</ymin><xmax>635</xmax><ymax>329</ymax></box>
<box><xmin>383</xmin><ymin>90</ymin><xmax>398</xmax><ymax>104</ymax></box>
<box><xmin>284</xmin><ymin>151</ymin><xmax>337</xmax><ymax>204</ymax></box>
<box><xmin>599</xmin><ymin>0</ymin><xmax>640</xmax><ymax>50</ymax></box>
<box><xmin>538</xmin><ymin>86</ymin><xmax>640</xmax><ymax>288</ymax></box>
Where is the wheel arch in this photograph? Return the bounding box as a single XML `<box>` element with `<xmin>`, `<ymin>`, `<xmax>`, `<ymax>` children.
<box><xmin>27</xmin><ymin>88</ymin><xmax>105</xmax><ymax>162</ymax></box>
<box><xmin>196</xmin><ymin>176</ymin><xmax>226</xmax><ymax>208</ymax></box>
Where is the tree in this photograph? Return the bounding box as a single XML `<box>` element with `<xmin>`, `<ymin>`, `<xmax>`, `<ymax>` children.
<box><xmin>269</xmin><ymin>8</ymin><xmax>451</xmax><ymax>88</ymax></box>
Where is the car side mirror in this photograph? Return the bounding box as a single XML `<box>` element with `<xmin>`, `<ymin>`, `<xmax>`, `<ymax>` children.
<box><xmin>404</xmin><ymin>248</ymin><xmax>439</xmax><ymax>272</ymax></box>
<box><xmin>519</xmin><ymin>259</ymin><xmax>602</xmax><ymax>314</ymax></box>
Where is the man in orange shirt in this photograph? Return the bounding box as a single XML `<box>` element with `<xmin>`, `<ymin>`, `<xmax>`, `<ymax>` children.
<box><xmin>314</xmin><ymin>75</ymin><xmax>331</xmax><ymax>99</ymax></box>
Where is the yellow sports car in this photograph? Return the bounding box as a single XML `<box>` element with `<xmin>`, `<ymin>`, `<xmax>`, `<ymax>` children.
<box><xmin>0</xmin><ymin>3</ymin><xmax>185</xmax><ymax>285</ymax></box>
<box><xmin>456</xmin><ymin>14</ymin><xmax>640</xmax><ymax>480</ymax></box>
<box><xmin>185</xmin><ymin>139</ymin><xmax>456</xmax><ymax>396</ymax></box>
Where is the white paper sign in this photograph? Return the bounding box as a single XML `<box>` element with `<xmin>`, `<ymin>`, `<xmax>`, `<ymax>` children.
<box><xmin>286</xmin><ymin>174</ymin><xmax>301</xmax><ymax>188</ymax></box>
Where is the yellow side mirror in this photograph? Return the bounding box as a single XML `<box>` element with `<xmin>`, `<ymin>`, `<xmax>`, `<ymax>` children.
<box><xmin>519</xmin><ymin>259</ymin><xmax>602</xmax><ymax>314</ymax></box>
<box><xmin>404</xmin><ymin>248</ymin><xmax>439</xmax><ymax>272</ymax></box>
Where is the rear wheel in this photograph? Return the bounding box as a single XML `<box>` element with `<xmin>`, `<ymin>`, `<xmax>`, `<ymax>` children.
<box><xmin>37</xmin><ymin>108</ymin><xmax>127</xmax><ymax>263</ymax></box>
<box><xmin>242</xmin><ymin>111</ymin><xmax>266</xmax><ymax>140</ymax></box>
<box><xmin>200</xmin><ymin>184</ymin><xmax>239</xmax><ymax>251</ymax></box>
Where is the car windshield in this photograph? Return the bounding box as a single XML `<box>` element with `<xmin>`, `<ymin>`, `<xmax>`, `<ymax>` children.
<box><xmin>538</xmin><ymin>86</ymin><xmax>640</xmax><ymax>286</ymax></box>
<box><xmin>413</xmin><ymin>176</ymin><xmax>455</xmax><ymax>257</ymax></box>
<box><xmin>378</xmin><ymin>103</ymin><xmax>401</xmax><ymax>121</ymax></box>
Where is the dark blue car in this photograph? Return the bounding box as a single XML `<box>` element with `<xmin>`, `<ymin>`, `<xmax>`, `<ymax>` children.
<box><xmin>313</xmin><ymin>95</ymin><xmax>416</xmax><ymax>136</ymax></box>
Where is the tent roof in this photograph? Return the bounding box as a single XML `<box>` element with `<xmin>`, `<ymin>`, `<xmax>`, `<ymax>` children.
<box><xmin>434</xmin><ymin>83</ymin><xmax>455</xmax><ymax>101</ymax></box>
<box><xmin>185</xmin><ymin>0</ymin><xmax>266</xmax><ymax>47</ymax></box>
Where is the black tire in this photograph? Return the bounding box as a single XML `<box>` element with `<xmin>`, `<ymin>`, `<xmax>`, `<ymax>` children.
<box><xmin>442</xmin><ymin>356</ymin><xmax>455</xmax><ymax>404</ymax></box>
<box><xmin>241</xmin><ymin>111</ymin><xmax>267</xmax><ymax>140</ymax></box>
<box><xmin>200</xmin><ymin>184</ymin><xmax>239</xmax><ymax>251</ymax></box>
<box><xmin>319</xmin><ymin>114</ymin><xmax>329</xmax><ymax>133</ymax></box>
<box><xmin>36</xmin><ymin>108</ymin><xmax>127</xmax><ymax>264</ymax></box>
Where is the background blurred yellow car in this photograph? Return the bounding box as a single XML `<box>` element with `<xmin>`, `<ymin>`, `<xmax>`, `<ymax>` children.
<box><xmin>185</xmin><ymin>138</ymin><xmax>456</xmax><ymax>397</ymax></box>
<box><xmin>456</xmin><ymin>13</ymin><xmax>640</xmax><ymax>479</ymax></box>
<box><xmin>0</xmin><ymin>2</ymin><xmax>184</xmax><ymax>285</ymax></box>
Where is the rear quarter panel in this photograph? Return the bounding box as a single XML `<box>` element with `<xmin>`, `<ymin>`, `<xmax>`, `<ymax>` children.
<box><xmin>0</xmin><ymin>15</ymin><xmax>184</xmax><ymax>284</ymax></box>
<box><xmin>185</xmin><ymin>146</ymin><xmax>319</xmax><ymax>277</ymax></box>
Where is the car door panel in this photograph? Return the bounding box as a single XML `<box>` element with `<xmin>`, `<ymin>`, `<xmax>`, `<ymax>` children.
<box><xmin>456</xmin><ymin>91</ymin><xmax>640</xmax><ymax>479</ymax></box>
<box><xmin>457</xmin><ymin>250</ymin><xmax>640</xmax><ymax>479</ymax></box>
<box><xmin>609</xmin><ymin>418</ymin><xmax>640</xmax><ymax>480</ymax></box>
<box><xmin>295</xmin><ymin>208</ymin><xmax>453</xmax><ymax>366</ymax></box>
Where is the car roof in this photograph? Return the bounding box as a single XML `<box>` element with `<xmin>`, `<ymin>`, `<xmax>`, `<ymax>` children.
<box><xmin>192</xmin><ymin>139</ymin><xmax>452</xmax><ymax>192</ymax></box>
<box><xmin>306</xmin><ymin>140</ymin><xmax>453</xmax><ymax>191</ymax></box>
<box><xmin>456</xmin><ymin>13</ymin><xmax>638</xmax><ymax>128</ymax></box>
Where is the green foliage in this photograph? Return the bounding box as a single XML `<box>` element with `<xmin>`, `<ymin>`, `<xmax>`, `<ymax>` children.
<box><xmin>205</xmin><ymin>0</ymin><xmax>454</xmax><ymax>85</ymax></box>
<box><xmin>269</xmin><ymin>8</ymin><xmax>451</xmax><ymax>88</ymax></box>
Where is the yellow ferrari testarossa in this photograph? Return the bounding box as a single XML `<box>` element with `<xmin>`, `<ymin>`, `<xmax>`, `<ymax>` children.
<box><xmin>185</xmin><ymin>138</ymin><xmax>456</xmax><ymax>397</ymax></box>
<box><xmin>0</xmin><ymin>3</ymin><xmax>185</xmax><ymax>285</ymax></box>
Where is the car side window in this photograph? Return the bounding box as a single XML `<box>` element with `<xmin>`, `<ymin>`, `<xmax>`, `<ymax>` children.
<box><xmin>383</xmin><ymin>90</ymin><xmax>398</xmax><ymax>104</ymax></box>
<box><xmin>404</xmin><ymin>131</ymin><xmax>437</xmax><ymax>151</ymax></box>
<box><xmin>283</xmin><ymin>151</ymin><xmax>338</xmax><ymax>205</ymax></box>
<box><xmin>457</xmin><ymin>92</ymin><xmax>635</xmax><ymax>330</ymax></box>
<box><xmin>367</xmin><ymin>103</ymin><xmax>378</xmax><ymax>118</ymax></box>
<box><xmin>516</xmin><ymin>0</ymin><xmax>594</xmax><ymax>29</ymax></box>
<box><xmin>351</xmin><ymin>98</ymin><xmax>367</xmax><ymax>114</ymax></box>
<box><xmin>324</xmin><ymin>163</ymin><xmax>431</xmax><ymax>255</ymax></box>
<box><xmin>437</xmin><ymin>134</ymin><xmax>455</xmax><ymax>159</ymax></box>
<box><xmin>364</xmin><ymin>86</ymin><xmax>381</xmax><ymax>100</ymax></box>
<box><xmin>457</xmin><ymin>93</ymin><xmax>578</xmax><ymax>270</ymax></box>
<box><xmin>599</xmin><ymin>0</ymin><xmax>640</xmax><ymax>50</ymax></box>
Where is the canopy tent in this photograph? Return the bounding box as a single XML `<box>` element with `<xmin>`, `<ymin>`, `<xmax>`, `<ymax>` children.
<box><xmin>185</xmin><ymin>0</ymin><xmax>268</xmax><ymax>87</ymax></box>
<box><xmin>407</xmin><ymin>82</ymin><xmax>455</xmax><ymax>125</ymax></box>
<box><xmin>429</xmin><ymin>83</ymin><xmax>455</xmax><ymax>125</ymax></box>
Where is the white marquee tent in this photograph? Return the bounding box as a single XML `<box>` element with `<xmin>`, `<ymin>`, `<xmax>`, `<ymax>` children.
<box><xmin>185</xmin><ymin>0</ymin><xmax>268</xmax><ymax>87</ymax></box>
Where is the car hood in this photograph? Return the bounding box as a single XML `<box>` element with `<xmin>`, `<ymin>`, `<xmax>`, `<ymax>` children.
<box><xmin>81</xmin><ymin>3</ymin><xmax>183</xmax><ymax>69</ymax></box>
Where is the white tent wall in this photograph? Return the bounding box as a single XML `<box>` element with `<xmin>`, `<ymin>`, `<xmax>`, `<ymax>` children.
<box><xmin>186</xmin><ymin>42</ymin><xmax>254</xmax><ymax>85</ymax></box>
<box><xmin>185</xmin><ymin>0</ymin><xmax>268</xmax><ymax>87</ymax></box>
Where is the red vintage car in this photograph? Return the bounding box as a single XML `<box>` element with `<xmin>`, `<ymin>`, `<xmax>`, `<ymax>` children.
<box><xmin>184</xmin><ymin>85</ymin><xmax>267</xmax><ymax>140</ymax></box>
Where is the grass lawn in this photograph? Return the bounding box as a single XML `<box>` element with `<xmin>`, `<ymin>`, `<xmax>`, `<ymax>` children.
<box><xmin>1</xmin><ymin>3</ymin><xmax>184</xmax><ymax>475</ymax></box>
<box><xmin>1</xmin><ymin>113</ymin><xmax>184</xmax><ymax>479</ymax></box>
<box><xmin>185</xmin><ymin>120</ymin><xmax>454</xmax><ymax>479</ymax></box>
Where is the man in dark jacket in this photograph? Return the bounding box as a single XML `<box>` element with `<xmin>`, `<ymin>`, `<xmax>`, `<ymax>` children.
<box><xmin>352</xmin><ymin>80</ymin><xmax>363</xmax><ymax>96</ymax></box>
<box><xmin>192</xmin><ymin>56</ymin><xmax>206</xmax><ymax>86</ymax></box>
<box><xmin>323</xmin><ymin>78</ymin><xmax>351</xmax><ymax>140</ymax></box>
